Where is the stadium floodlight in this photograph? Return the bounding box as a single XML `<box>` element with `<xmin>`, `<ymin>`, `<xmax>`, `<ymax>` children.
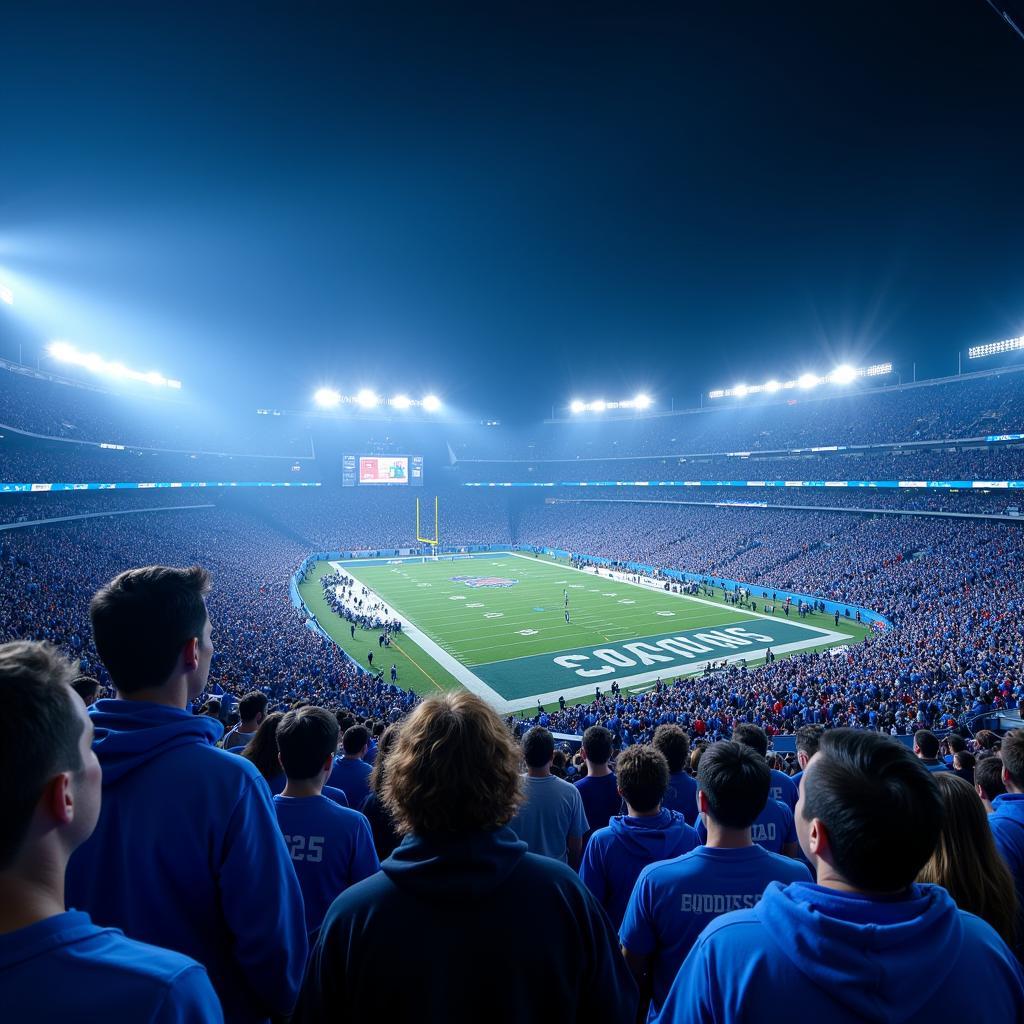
<box><xmin>391</xmin><ymin>394</ymin><xmax>413</xmax><ymax>410</ymax></box>
<box><xmin>969</xmin><ymin>336</ymin><xmax>1024</xmax><ymax>360</ymax></box>
<box><xmin>421</xmin><ymin>394</ymin><xmax>442</xmax><ymax>412</ymax></box>
<box><xmin>708</xmin><ymin>361</ymin><xmax>892</xmax><ymax>399</ymax></box>
<box><xmin>47</xmin><ymin>340</ymin><xmax>182</xmax><ymax>389</ymax></box>
<box><xmin>570</xmin><ymin>399</ymin><xmax>586</xmax><ymax>414</ymax></box>
<box><xmin>571</xmin><ymin>394</ymin><xmax>653</xmax><ymax>413</ymax></box>
<box><xmin>590</xmin><ymin>400</ymin><xmax>607</xmax><ymax>413</ymax></box>
<box><xmin>313</xmin><ymin>386</ymin><xmax>341</xmax><ymax>408</ymax></box>
<box><xmin>354</xmin><ymin>388</ymin><xmax>380</xmax><ymax>409</ymax></box>
<box><xmin>0</xmin><ymin>283</ymin><xmax>12</xmax><ymax>306</ymax></box>
<box><xmin>633</xmin><ymin>392</ymin><xmax>652</xmax><ymax>410</ymax></box>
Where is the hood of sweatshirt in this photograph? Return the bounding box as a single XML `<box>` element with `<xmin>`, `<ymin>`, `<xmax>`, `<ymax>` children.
<box><xmin>607</xmin><ymin>808</ymin><xmax>696</xmax><ymax>860</ymax></box>
<box><xmin>756</xmin><ymin>881</ymin><xmax>963</xmax><ymax>1022</ymax></box>
<box><xmin>88</xmin><ymin>698</ymin><xmax>223</xmax><ymax>785</ymax></box>
<box><xmin>992</xmin><ymin>792</ymin><xmax>1024</xmax><ymax>824</ymax></box>
<box><xmin>381</xmin><ymin>826</ymin><xmax>528</xmax><ymax>902</ymax></box>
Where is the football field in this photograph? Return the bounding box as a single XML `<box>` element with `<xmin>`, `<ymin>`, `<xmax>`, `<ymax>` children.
<box><xmin>308</xmin><ymin>551</ymin><xmax>863</xmax><ymax>713</ymax></box>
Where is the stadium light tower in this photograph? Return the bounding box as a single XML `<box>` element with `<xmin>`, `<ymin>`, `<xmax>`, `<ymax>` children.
<box><xmin>569</xmin><ymin>399</ymin><xmax>586</xmax><ymax>414</ymax></box>
<box><xmin>47</xmin><ymin>340</ymin><xmax>182</xmax><ymax>389</ymax></box>
<box><xmin>797</xmin><ymin>372</ymin><xmax>820</xmax><ymax>389</ymax></box>
<box><xmin>354</xmin><ymin>388</ymin><xmax>380</xmax><ymax>409</ymax></box>
<box><xmin>391</xmin><ymin>394</ymin><xmax>412</xmax><ymax>410</ymax></box>
<box><xmin>733</xmin><ymin>384</ymin><xmax>749</xmax><ymax>398</ymax></box>
<box><xmin>763</xmin><ymin>379</ymin><xmax>781</xmax><ymax>393</ymax></box>
<box><xmin>313</xmin><ymin>387</ymin><xmax>341</xmax><ymax>408</ymax></box>
<box><xmin>421</xmin><ymin>394</ymin><xmax>442</xmax><ymax>412</ymax></box>
<box><xmin>633</xmin><ymin>392</ymin><xmax>652</xmax><ymax>410</ymax></box>
<box><xmin>830</xmin><ymin>364</ymin><xmax>858</xmax><ymax>385</ymax></box>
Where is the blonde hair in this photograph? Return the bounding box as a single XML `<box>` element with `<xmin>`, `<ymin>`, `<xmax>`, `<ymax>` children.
<box><xmin>917</xmin><ymin>772</ymin><xmax>1018</xmax><ymax>947</ymax></box>
<box><xmin>383</xmin><ymin>691</ymin><xmax>523</xmax><ymax>835</ymax></box>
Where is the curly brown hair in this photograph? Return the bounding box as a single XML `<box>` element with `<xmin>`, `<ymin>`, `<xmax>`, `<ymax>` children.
<box><xmin>383</xmin><ymin>691</ymin><xmax>523</xmax><ymax>835</ymax></box>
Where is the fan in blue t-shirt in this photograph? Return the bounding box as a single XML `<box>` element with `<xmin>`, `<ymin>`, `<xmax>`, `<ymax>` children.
<box><xmin>274</xmin><ymin>709</ymin><xmax>380</xmax><ymax>937</ymax></box>
<box><xmin>327</xmin><ymin>725</ymin><xmax>375</xmax><ymax>808</ymax></box>
<box><xmin>621</xmin><ymin>741</ymin><xmax>811</xmax><ymax>1022</ymax></box>
<box><xmin>574</xmin><ymin>726</ymin><xmax>622</xmax><ymax>837</ymax></box>
<box><xmin>653</xmin><ymin>724</ymin><xmax>699</xmax><ymax>826</ymax></box>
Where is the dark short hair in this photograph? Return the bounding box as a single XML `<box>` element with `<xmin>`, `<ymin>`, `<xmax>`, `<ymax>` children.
<box><xmin>384</xmin><ymin>691</ymin><xmax>523</xmax><ymax>833</ymax></box>
<box><xmin>90</xmin><ymin>565</ymin><xmax>211</xmax><ymax>693</ymax></box>
<box><xmin>914</xmin><ymin>730</ymin><xmax>940</xmax><ymax>759</ymax></box>
<box><xmin>1001</xmin><ymin>730</ymin><xmax>1024</xmax><ymax>789</ymax></box>
<box><xmin>944</xmin><ymin>734</ymin><xmax>966</xmax><ymax>754</ymax></box>
<box><xmin>795</xmin><ymin>724</ymin><xmax>825</xmax><ymax>759</ymax></box>
<box><xmin>0</xmin><ymin>642</ymin><xmax>84</xmax><ymax>869</ymax></box>
<box><xmin>71</xmin><ymin>675</ymin><xmax>100</xmax><ymax>702</ymax></box>
<box><xmin>342</xmin><ymin>725</ymin><xmax>369</xmax><ymax>755</ymax></box>
<box><xmin>582</xmin><ymin>726</ymin><xmax>613</xmax><ymax>765</ymax></box>
<box><xmin>697</xmin><ymin>741</ymin><xmax>770</xmax><ymax>829</ymax></box>
<box><xmin>975</xmin><ymin>755</ymin><xmax>1006</xmax><ymax>800</ymax></box>
<box><xmin>617</xmin><ymin>745</ymin><xmax>669</xmax><ymax>813</ymax></box>
<box><xmin>732</xmin><ymin>723</ymin><xmax>768</xmax><ymax>758</ymax></box>
<box><xmin>238</xmin><ymin>691</ymin><xmax>269</xmax><ymax>722</ymax></box>
<box><xmin>277</xmin><ymin>707</ymin><xmax>340</xmax><ymax>780</ymax></box>
<box><xmin>523</xmin><ymin>727</ymin><xmax>555</xmax><ymax>768</ymax></box>
<box><xmin>653</xmin><ymin>724</ymin><xmax>690</xmax><ymax>773</ymax></box>
<box><xmin>802</xmin><ymin>729</ymin><xmax>942</xmax><ymax>891</ymax></box>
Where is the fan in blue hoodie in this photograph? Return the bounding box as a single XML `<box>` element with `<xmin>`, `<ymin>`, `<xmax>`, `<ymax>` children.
<box><xmin>64</xmin><ymin>566</ymin><xmax>307</xmax><ymax>1024</ymax></box>
<box><xmin>661</xmin><ymin>729</ymin><xmax>1024</xmax><ymax>1024</ymax></box>
<box><xmin>273</xmin><ymin>707</ymin><xmax>380</xmax><ymax>938</ymax></box>
<box><xmin>294</xmin><ymin>690</ymin><xmax>638</xmax><ymax>1024</ymax></box>
<box><xmin>580</xmin><ymin>744</ymin><xmax>698</xmax><ymax>929</ymax></box>
<box><xmin>989</xmin><ymin>728</ymin><xmax>1024</xmax><ymax>950</ymax></box>
<box><xmin>653</xmin><ymin>724</ymin><xmax>699</xmax><ymax>825</ymax></box>
<box><xmin>621</xmin><ymin>741</ymin><xmax>810</xmax><ymax>1023</ymax></box>
<box><xmin>0</xmin><ymin>639</ymin><xmax>223</xmax><ymax>1023</ymax></box>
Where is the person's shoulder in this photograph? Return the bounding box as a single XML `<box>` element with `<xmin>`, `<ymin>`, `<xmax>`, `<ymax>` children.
<box><xmin>636</xmin><ymin>845</ymin><xmax>704</xmax><ymax>887</ymax></box>
<box><xmin>84</xmin><ymin>923</ymin><xmax>217</xmax><ymax>990</ymax></box>
<box><xmin>759</xmin><ymin>848</ymin><xmax>813</xmax><ymax>881</ymax></box>
<box><xmin>691</xmin><ymin>905</ymin><xmax>765</xmax><ymax>949</ymax></box>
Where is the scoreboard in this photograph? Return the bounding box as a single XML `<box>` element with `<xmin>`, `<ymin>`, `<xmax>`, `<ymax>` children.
<box><xmin>343</xmin><ymin>455</ymin><xmax>423</xmax><ymax>487</ymax></box>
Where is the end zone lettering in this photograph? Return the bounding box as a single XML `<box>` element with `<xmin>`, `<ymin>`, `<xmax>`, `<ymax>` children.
<box><xmin>553</xmin><ymin>626</ymin><xmax>775</xmax><ymax>678</ymax></box>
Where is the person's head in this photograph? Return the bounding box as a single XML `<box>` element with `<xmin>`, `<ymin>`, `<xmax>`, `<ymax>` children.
<box><xmin>1001</xmin><ymin>729</ymin><xmax>1024</xmax><ymax>793</ymax></box>
<box><xmin>696</xmin><ymin>741</ymin><xmax>770</xmax><ymax>829</ymax></box>
<box><xmin>369</xmin><ymin>724</ymin><xmax>401</xmax><ymax>798</ymax></box>
<box><xmin>241</xmin><ymin>712</ymin><xmax>285</xmax><ymax>782</ymax></box>
<box><xmin>522</xmin><ymin>727</ymin><xmax>555</xmax><ymax>769</ymax></box>
<box><xmin>798</xmin><ymin>729</ymin><xmax>942</xmax><ymax>893</ymax></box>
<box><xmin>89</xmin><ymin>565</ymin><xmax>213</xmax><ymax>702</ymax></box>
<box><xmin>974</xmin><ymin>755</ymin><xmax>1006</xmax><ymax>805</ymax></box>
<box><xmin>794</xmin><ymin>724</ymin><xmax>825</xmax><ymax>770</ymax></box>
<box><xmin>975</xmin><ymin>729</ymin><xmax>999</xmax><ymax>753</ymax></box>
<box><xmin>238</xmin><ymin>691</ymin><xmax>269</xmax><ymax>727</ymax></box>
<box><xmin>0</xmin><ymin>642</ymin><xmax>102</xmax><ymax>873</ymax></box>
<box><xmin>943</xmin><ymin>734</ymin><xmax>966</xmax><ymax>756</ymax></box>
<box><xmin>731</xmin><ymin>723</ymin><xmax>769</xmax><ymax>759</ymax></box>
<box><xmin>690</xmin><ymin>742</ymin><xmax>708</xmax><ymax>776</ymax></box>
<box><xmin>276</xmin><ymin>707</ymin><xmax>339</xmax><ymax>781</ymax></box>
<box><xmin>653</xmin><ymin>724</ymin><xmax>690</xmax><ymax>774</ymax></box>
<box><xmin>70</xmin><ymin>675</ymin><xmax>100</xmax><ymax>707</ymax></box>
<box><xmin>617</xmin><ymin>745</ymin><xmax>669</xmax><ymax>814</ymax></box>
<box><xmin>913</xmin><ymin>729</ymin><xmax>940</xmax><ymax>760</ymax></box>
<box><xmin>917</xmin><ymin>772</ymin><xmax>1018</xmax><ymax>947</ymax></box>
<box><xmin>952</xmin><ymin>750</ymin><xmax>975</xmax><ymax>780</ymax></box>
<box><xmin>342</xmin><ymin>725</ymin><xmax>369</xmax><ymax>757</ymax></box>
<box><xmin>581</xmin><ymin>726</ymin><xmax>613</xmax><ymax>767</ymax></box>
<box><xmin>383</xmin><ymin>690</ymin><xmax>523</xmax><ymax>834</ymax></box>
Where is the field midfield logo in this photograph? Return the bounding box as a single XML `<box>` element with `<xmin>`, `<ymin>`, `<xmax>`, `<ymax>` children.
<box><xmin>450</xmin><ymin>575</ymin><xmax>520</xmax><ymax>589</ymax></box>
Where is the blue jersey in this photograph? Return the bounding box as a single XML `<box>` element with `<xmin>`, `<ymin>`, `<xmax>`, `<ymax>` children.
<box><xmin>327</xmin><ymin>756</ymin><xmax>373</xmax><ymax>809</ymax></box>
<box><xmin>662</xmin><ymin>771</ymin><xmax>699</xmax><ymax>825</ymax></box>
<box><xmin>620</xmin><ymin>845</ymin><xmax>811</xmax><ymax>1020</ymax></box>
<box><xmin>769</xmin><ymin>769</ymin><xmax>798</xmax><ymax>811</ymax></box>
<box><xmin>575</xmin><ymin>773</ymin><xmax>622</xmax><ymax>835</ymax></box>
<box><xmin>274</xmin><ymin>795</ymin><xmax>380</xmax><ymax>937</ymax></box>
<box><xmin>0</xmin><ymin>910</ymin><xmax>224</xmax><ymax>1023</ymax></box>
<box><xmin>696</xmin><ymin>798</ymin><xmax>797</xmax><ymax>855</ymax></box>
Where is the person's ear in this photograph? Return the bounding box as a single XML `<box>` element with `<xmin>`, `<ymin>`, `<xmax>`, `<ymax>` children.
<box><xmin>697</xmin><ymin>789</ymin><xmax>710</xmax><ymax>814</ymax></box>
<box><xmin>44</xmin><ymin>771</ymin><xmax>76</xmax><ymax>827</ymax></box>
<box><xmin>806</xmin><ymin>817</ymin><xmax>828</xmax><ymax>860</ymax></box>
<box><xmin>323</xmin><ymin>755</ymin><xmax>333</xmax><ymax>775</ymax></box>
<box><xmin>182</xmin><ymin>636</ymin><xmax>200</xmax><ymax>672</ymax></box>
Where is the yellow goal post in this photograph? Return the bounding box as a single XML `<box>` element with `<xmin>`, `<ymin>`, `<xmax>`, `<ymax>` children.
<box><xmin>415</xmin><ymin>495</ymin><xmax>440</xmax><ymax>558</ymax></box>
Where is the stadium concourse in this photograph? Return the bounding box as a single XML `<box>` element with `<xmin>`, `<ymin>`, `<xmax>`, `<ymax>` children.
<box><xmin>3</xmin><ymin>361</ymin><xmax>1024</xmax><ymax>1022</ymax></box>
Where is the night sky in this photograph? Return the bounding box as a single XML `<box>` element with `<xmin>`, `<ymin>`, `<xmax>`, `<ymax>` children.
<box><xmin>1</xmin><ymin>2</ymin><xmax>1022</xmax><ymax>421</ymax></box>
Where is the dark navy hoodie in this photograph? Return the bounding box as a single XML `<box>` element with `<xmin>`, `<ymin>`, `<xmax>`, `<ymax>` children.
<box><xmin>580</xmin><ymin>810</ymin><xmax>699</xmax><ymax>928</ymax></box>
<box><xmin>65</xmin><ymin>700</ymin><xmax>308</xmax><ymax>1024</ymax></box>
<box><xmin>661</xmin><ymin>881</ymin><xmax>1024</xmax><ymax>1023</ymax></box>
<box><xmin>293</xmin><ymin>826</ymin><xmax>638</xmax><ymax>1024</ymax></box>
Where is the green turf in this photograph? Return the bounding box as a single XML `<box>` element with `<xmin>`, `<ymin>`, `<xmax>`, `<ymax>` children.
<box><xmin>308</xmin><ymin>551</ymin><xmax>871</xmax><ymax>708</ymax></box>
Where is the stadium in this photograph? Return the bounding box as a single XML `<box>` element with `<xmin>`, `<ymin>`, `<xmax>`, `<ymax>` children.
<box><xmin>2</xmin><ymin>5</ymin><xmax>1024</xmax><ymax>1024</ymax></box>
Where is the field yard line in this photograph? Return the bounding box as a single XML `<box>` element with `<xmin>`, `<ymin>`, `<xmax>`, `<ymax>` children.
<box><xmin>388</xmin><ymin>636</ymin><xmax>445</xmax><ymax>693</ymax></box>
<box><xmin>505</xmin><ymin>551</ymin><xmax>840</xmax><ymax>639</ymax></box>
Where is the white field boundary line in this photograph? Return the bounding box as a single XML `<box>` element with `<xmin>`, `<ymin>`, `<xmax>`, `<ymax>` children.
<box><xmin>331</xmin><ymin>552</ymin><xmax>857</xmax><ymax>713</ymax></box>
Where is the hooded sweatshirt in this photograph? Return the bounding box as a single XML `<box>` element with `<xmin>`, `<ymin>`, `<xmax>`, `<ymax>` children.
<box><xmin>661</xmin><ymin>881</ymin><xmax>1024</xmax><ymax>1024</ymax></box>
<box><xmin>580</xmin><ymin>810</ymin><xmax>699</xmax><ymax>928</ymax></box>
<box><xmin>292</xmin><ymin>826</ymin><xmax>638</xmax><ymax>1024</ymax></box>
<box><xmin>0</xmin><ymin>910</ymin><xmax>224</xmax><ymax>1024</ymax></box>
<box><xmin>65</xmin><ymin>700</ymin><xmax>308</xmax><ymax>1024</ymax></box>
<box><xmin>989</xmin><ymin>791</ymin><xmax>1024</xmax><ymax>949</ymax></box>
